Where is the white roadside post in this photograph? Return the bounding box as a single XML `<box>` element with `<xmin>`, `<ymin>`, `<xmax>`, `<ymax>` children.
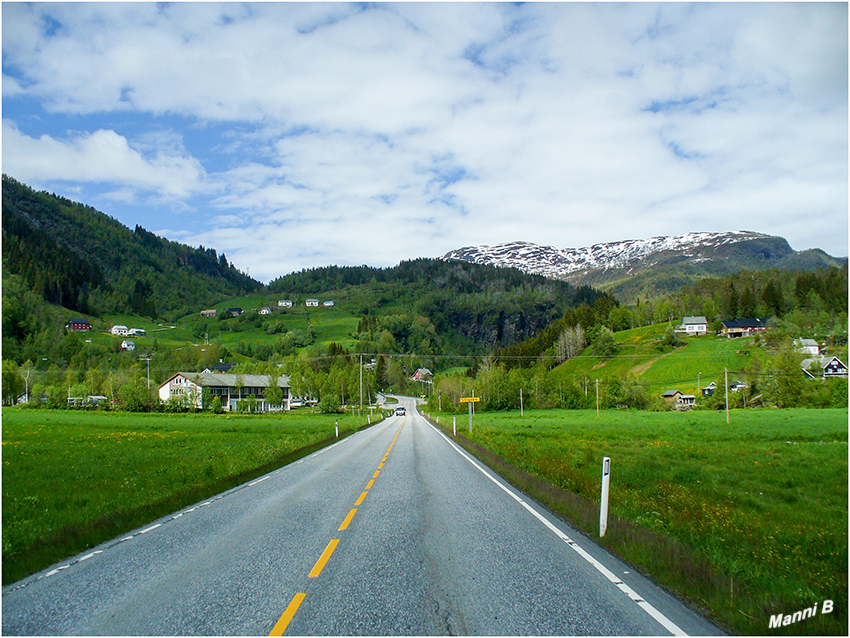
<box><xmin>335</xmin><ymin>421</ymin><xmax>339</xmax><ymax>438</ymax></box>
<box><xmin>453</xmin><ymin>416</ymin><xmax>457</xmax><ymax>436</ymax></box>
<box><xmin>600</xmin><ymin>457</ymin><xmax>611</xmax><ymax>537</ymax></box>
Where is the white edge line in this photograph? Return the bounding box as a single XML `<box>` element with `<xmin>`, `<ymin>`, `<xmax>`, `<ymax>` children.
<box><xmin>427</xmin><ymin>421</ymin><xmax>688</xmax><ymax>637</ymax></box>
<box><xmin>249</xmin><ymin>476</ymin><xmax>270</xmax><ymax>486</ymax></box>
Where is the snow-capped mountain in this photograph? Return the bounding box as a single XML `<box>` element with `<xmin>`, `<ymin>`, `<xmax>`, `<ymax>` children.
<box><xmin>441</xmin><ymin>231</ymin><xmax>839</xmax><ymax>296</ymax></box>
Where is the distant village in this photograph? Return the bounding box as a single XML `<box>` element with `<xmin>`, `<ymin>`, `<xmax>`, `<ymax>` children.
<box><xmin>59</xmin><ymin>310</ymin><xmax>847</xmax><ymax>413</ymax></box>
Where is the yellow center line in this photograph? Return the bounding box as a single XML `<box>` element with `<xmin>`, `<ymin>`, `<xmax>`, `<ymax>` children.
<box><xmin>268</xmin><ymin>420</ymin><xmax>406</xmax><ymax>635</ymax></box>
<box><xmin>309</xmin><ymin>539</ymin><xmax>340</xmax><ymax>578</ymax></box>
<box><xmin>269</xmin><ymin>592</ymin><xmax>306</xmax><ymax>636</ymax></box>
<box><xmin>338</xmin><ymin>508</ymin><xmax>358</xmax><ymax>531</ymax></box>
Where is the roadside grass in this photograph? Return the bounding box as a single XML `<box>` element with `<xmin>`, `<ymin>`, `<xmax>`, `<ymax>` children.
<box><xmin>2</xmin><ymin>409</ymin><xmax>381</xmax><ymax>586</ymax></box>
<box><xmin>429</xmin><ymin>407</ymin><xmax>847</xmax><ymax>636</ymax></box>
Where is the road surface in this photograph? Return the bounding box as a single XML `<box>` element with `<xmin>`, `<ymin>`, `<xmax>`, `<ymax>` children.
<box><xmin>3</xmin><ymin>397</ymin><xmax>722</xmax><ymax>635</ymax></box>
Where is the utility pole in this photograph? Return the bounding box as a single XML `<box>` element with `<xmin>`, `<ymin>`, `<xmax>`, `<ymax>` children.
<box><xmin>140</xmin><ymin>353</ymin><xmax>153</xmax><ymax>390</ymax></box>
<box><xmin>595</xmin><ymin>379</ymin><xmax>600</xmax><ymax>417</ymax></box>
<box><xmin>724</xmin><ymin>367</ymin><xmax>729</xmax><ymax>424</ymax></box>
<box><xmin>359</xmin><ymin>353</ymin><xmax>363</xmax><ymax>416</ymax></box>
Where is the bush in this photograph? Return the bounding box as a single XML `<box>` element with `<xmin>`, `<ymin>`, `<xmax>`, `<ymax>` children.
<box><xmin>319</xmin><ymin>393</ymin><xmax>342</xmax><ymax>414</ymax></box>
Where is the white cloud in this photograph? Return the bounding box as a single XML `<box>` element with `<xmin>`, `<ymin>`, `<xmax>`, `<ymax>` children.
<box><xmin>2</xmin><ymin>2</ymin><xmax>846</xmax><ymax>280</ymax></box>
<box><xmin>2</xmin><ymin>121</ymin><xmax>208</xmax><ymax>200</ymax></box>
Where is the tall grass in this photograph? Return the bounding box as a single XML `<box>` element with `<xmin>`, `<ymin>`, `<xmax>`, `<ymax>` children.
<box><xmin>2</xmin><ymin>409</ymin><xmax>378</xmax><ymax>585</ymax></box>
<box><xmin>432</xmin><ymin>408</ymin><xmax>847</xmax><ymax>636</ymax></box>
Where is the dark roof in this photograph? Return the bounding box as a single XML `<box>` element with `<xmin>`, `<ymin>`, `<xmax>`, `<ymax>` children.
<box><xmin>722</xmin><ymin>318</ymin><xmax>769</xmax><ymax>329</ymax></box>
<box><xmin>210</xmin><ymin>362</ymin><xmax>236</xmax><ymax>373</ymax></box>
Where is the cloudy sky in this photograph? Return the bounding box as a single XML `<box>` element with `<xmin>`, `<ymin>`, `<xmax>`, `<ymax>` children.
<box><xmin>3</xmin><ymin>2</ymin><xmax>847</xmax><ymax>282</ymax></box>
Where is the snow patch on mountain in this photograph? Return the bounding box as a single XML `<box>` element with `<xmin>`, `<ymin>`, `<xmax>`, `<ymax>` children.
<box><xmin>441</xmin><ymin>231</ymin><xmax>775</xmax><ymax>280</ymax></box>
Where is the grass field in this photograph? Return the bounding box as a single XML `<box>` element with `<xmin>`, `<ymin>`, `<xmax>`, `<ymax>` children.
<box><xmin>431</xmin><ymin>407</ymin><xmax>847</xmax><ymax>636</ymax></box>
<box><xmin>2</xmin><ymin>408</ymin><xmax>382</xmax><ymax>585</ymax></box>
<box><xmin>557</xmin><ymin>324</ymin><xmax>761</xmax><ymax>396</ymax></box>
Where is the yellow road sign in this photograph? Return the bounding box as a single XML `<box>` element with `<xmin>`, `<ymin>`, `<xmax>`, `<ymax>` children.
<box><xmin>459</xmin><ymin>397</ymin><xmax>480</xmax><ymax>403</ymax></box>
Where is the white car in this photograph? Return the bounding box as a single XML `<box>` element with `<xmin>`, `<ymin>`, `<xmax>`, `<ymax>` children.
<box><xmin>395</xmin><ymin>406</ymin><xmax>406</xmax><ymax>416</ymax></box>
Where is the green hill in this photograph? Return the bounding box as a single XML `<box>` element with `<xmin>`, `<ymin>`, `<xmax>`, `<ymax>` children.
<box><xmin>2</xmin><ymin>174</ymin><xmax>261</xmax><ymax>322</ymax></box>
<box><xmin>555</xmin><ymin>324</ymin><xmax>758</xmax><ymax>397</ymax></box>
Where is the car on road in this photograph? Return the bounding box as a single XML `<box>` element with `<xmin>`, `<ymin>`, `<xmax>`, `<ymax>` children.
<box><xmin>395</xmin><ymin>406</ymin><xmax>406</xmax><ymax>416</ymax></box>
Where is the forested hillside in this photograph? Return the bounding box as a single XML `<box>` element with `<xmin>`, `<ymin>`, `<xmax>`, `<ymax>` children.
<box><xmin>2</xmin><ymin>175</ymin><xmax>260</xmax><ymax>319</ymax></box>
<box><xmin>270</xmin><ymin>260</ymin><xmax>616</xmax><ymax>353</ymax></box>
<box><xmin>495</xmin><ymin>264</ymin><xmax>848</xmax><ymax>370</ymax></box>
<box><xmin>2</xmin><ymin>175</ymin><xmax>261</xmax><ymax>361</ymax></box>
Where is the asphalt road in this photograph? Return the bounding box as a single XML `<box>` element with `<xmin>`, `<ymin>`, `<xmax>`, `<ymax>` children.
<box><xmin>2</xmin><ymin>397</ymin><xmax>722</xmax><ymax>635</ymax></box>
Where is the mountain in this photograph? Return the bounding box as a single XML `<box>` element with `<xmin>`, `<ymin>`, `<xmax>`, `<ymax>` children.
<box><xmin>2</xmin><ymin>174</ymin><xmax>262</xmax><ymax>322</ymax></box>
<box><xmin>442</xmin><ymin>231</ymin><xmax>844</xmax><ymax>300</ymax></box>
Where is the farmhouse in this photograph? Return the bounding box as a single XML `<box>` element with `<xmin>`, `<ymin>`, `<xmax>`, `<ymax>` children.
<box><xmin>66</xmin><ymin>318</ymin><xmax>92</xmax><ymax>331</ymax></box>
<box><xmin>661</xmin><ymin>389</ymin><xmax>682</xmax><ymax>403</ymax></box>
<box><xmin>121</xmin><ymin>340</ymin><xmax>135</xmax><ymax>351</ymax></box>
<box><xmin>661</xmin><ymin>389</ymin><xmax>695</xmax><ymax>408</ymax></box>
<box><xmin>259</xmin><ymin>307</ymin><xmax>272</xmax><ymax>315</ymax></box>
<box><xmin>110</xmin><ymin>325</ymin><xmax>129</xmax><ymax>336</ymax></box>
<box><xmin>675</xmin><ymin>316</ymin><xmax>708</xmax><ymax>336</ymax></box>
<box><xmin>306</xmin><ymin>299</ymin><xmax>319</xmax><ymax>307</ymax></box>
<box><xmin>200</xmin><ymin>309</ymin><xmax>217</xmax><ymax>318</ymax></box>
<box><xmin>801</xmin><ymin>356</ymin><xmax>848</xmax><ymax>379</ymax></box>
<box><xmin>158</xmin><ymin>372</ymin><xmax>291</xmax><ymax>412</ymax></box>
<box><xmin>323</xmin><ymin>300</ymin><xmax>334</xmax><ymax>308</ymax></box>
<box><xmin>411</xmin><ymin>368</ymin><xmax>433</xmax><ymax>382</ymax></box>
<box><xmin>701</xmin><ymin>381</ymin><xmax>717</xmax><ymax>397</ymax></box>
<box><xmin>228</xmin><ymin>308</ymin><xmax>244</xmax><ymax>317</ymax></box>
<box><xmin>794</xmin><ymin>338</ymin><xmax>820</xmax><ymax>356</ymax></box>
<box><xmin>278</xmin><ymin>300</ymin><xmax>293</xmax><ymax>308</ymax></box>
<box><xmin>721</xmin><ymin>318</ymin><xmax>769</xmax><ymax>338</ymax></box>
<box><xmin>679</xmin><ymin>394</ymin><xmax>696</xmax><ymax>407</ymax></box>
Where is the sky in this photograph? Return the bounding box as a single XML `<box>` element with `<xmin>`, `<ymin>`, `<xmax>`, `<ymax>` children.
<box><xmin>3</xmin><ymin>2</ymin><xmax>848</xmax><ymax>283</ymax></box>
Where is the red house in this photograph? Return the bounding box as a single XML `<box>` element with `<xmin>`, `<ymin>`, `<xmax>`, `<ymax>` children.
<box><xmin>66</xmin><ymin>318</ymin><xmax>92</xmax><ymax>331</ymax></box>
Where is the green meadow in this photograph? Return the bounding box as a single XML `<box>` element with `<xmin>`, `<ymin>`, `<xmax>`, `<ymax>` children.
<box><xmin>558</xmin><ymin>324</ymin><xmax>758</xmax><ymax>396</ymax></box>
<box><xmin>435</xmin><ymin>407</ymin><xmax>848</xmax><ymax>636</ymax></box>
<box><xmin>1</xmin><ymin>409</ymin><xmax>380</xmax><ymax>585</ymax></box>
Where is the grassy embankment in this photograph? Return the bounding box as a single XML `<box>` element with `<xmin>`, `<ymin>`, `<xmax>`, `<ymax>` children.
<box><xmin>2</xmin><ymin>409</ymin><xmax>381</xmax><ymax>586</ymax></box>
<box><xmin>430</xmin><ymin>407</ymin><xmax>847</xmax><ymax>636</ymax></box>
<box><xmin>555</xmin><ymin>323</ymin><xmax>764</xmax><ymax>397</ymax></box>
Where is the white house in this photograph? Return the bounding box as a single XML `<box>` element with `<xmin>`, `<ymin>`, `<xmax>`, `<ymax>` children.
<box><xmin>110</xmin><ymin>325</ymin><xmax>129</xmax><ymax>336</ymax></box>
<box><xmin>795</xmin><ymin>338</ymin><xmax>820</xmax><ymax>356</ymax></box>
<box><xmin>675</xmin><ymin>316</ymin><xmax>708</xmax><ymax>336</ymax></box>
<box><xmin>128</xmin><ymin>328</ymin><xmax>146</xmax><ymax>337</ymax></box>
<box><xmin>323</xmin><ymin>300</ymin><xmax>334</xmax><ymax>308</ymax></box>
<box><xmin>259</xmin><ymin>307</ymin><xmax>272</xmax><ymax>315</ymax></box>
<box><xmin>278</xmin><ymin>300</ymin><xmax>293</xmax><ymax>308</ymax></box>
<box><xmin>306</xmin><ymin>299</ymin><xmax>319</xmax><ymax>307</ymax></box>
<box><xmin>159</xmin><ymin>372</ymin><xmax>291</xmax><ymax>412</ymax></box>
<box><xmin>121</xmin><ymin>340</ymin><xmax>135</xmax><ymax>351</ymax></box>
